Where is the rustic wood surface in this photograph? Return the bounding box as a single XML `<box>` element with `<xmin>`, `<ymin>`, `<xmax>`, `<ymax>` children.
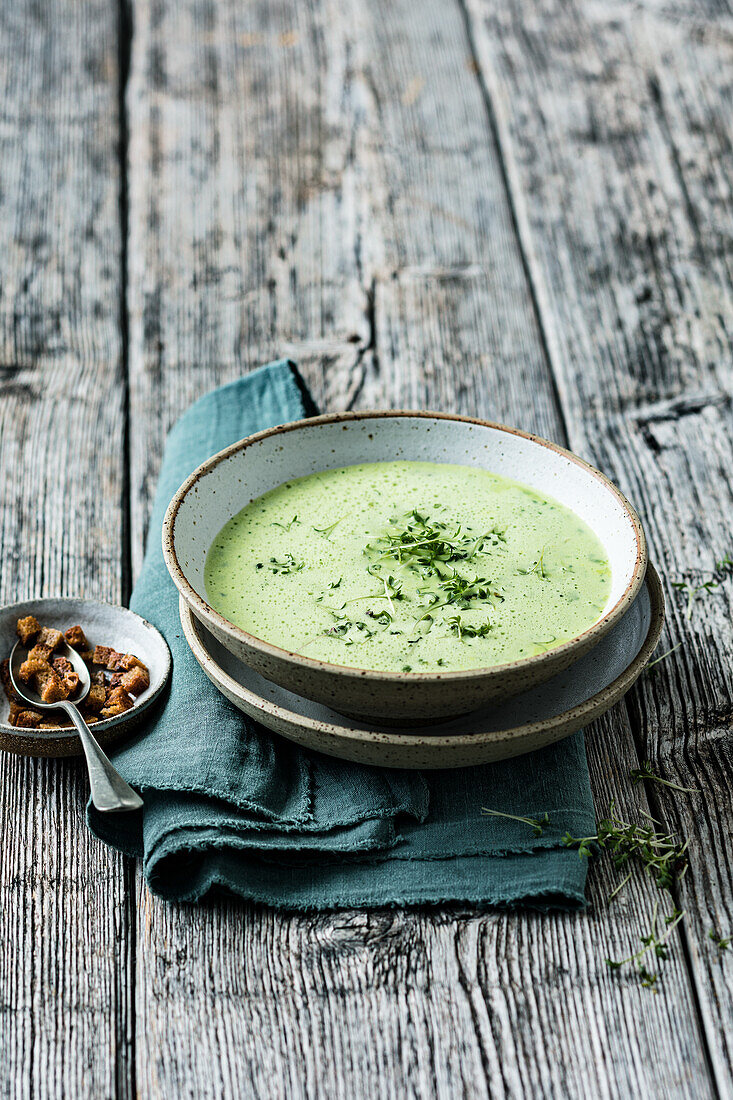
<box><xmin>1</xmin><ymin>0</ymin><xmax>732</xmax><ymax>1096</ymax></box>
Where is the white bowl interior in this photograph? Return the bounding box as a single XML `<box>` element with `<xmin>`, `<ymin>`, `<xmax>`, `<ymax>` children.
<box><xmin>173</xmin><ymin>416</ymin><xmax>639</xmax><ymax>624</ymax></box>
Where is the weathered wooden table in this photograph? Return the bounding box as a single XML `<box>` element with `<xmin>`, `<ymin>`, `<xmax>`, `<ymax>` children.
<box><xmin>2</xmin><ymin>0</ymin><xmax>732</xmax><ymax>1095</ymax></box>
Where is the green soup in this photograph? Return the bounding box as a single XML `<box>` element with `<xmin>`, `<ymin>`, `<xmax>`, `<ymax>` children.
<box><xmin>205</xmin><ymin>461</ymin><xmax>611</xmax><ymax>673</ymax></box>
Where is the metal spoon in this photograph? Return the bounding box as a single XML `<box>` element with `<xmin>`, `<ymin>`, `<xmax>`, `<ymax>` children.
<box><xmin>10</xmin><ymin>641</ymin><xmax>143</xmax><ymax>813</ymax></box>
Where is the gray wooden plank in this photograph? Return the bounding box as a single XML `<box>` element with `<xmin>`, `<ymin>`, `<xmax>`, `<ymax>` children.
<box><xmin>463</xmin><ymin>0</ymin><xmax>733</xmax><ymax>1093</ymax></box>
<box><xmin>0</xmin><ymin>2</ymin><xmax>132</xmax><ymax>1098</ymax></box>
<box><xmin>126</xmin><ymin>0</ymin><xmax>716</xmax><ymax>1096</ymax></box>
<box><xmin>125</xmin><ymin>0</ymin><xmax>372</xmax><ymax>570</ymax></box>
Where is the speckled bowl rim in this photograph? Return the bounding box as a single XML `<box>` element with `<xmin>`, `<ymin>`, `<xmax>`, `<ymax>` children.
<box><xmin>163</xmin><ymin>410</ymin><xmax>648</xmax><ymax>686</ymax></box>
<box><xmin>179</xmin><ymin>564</ymin><xmax>664</xmax><ymax>754</ymax></box>
<box><xmin>0</xmin><ymin>597</ymin><xmax>172</xmax><ymax>757</ymax></box>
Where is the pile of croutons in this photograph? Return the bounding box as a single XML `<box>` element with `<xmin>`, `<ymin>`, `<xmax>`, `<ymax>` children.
<box><xmin>1</xmin><ymin>615</ymin><xmax>150</xmax><ymax>730</ymax></box>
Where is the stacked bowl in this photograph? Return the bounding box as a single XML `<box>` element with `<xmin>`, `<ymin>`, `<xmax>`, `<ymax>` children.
<box><xmin>163</xmin><ymin>413</ymin><xmax>662</xmax><ymax>768</ymax></box>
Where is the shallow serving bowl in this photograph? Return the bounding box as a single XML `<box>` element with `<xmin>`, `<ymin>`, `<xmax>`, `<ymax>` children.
<box><xmin>163</xmin><ymin>412</ymin><xmax>647</xmax><ymax>723</ymax></box>
<box><xmin>0</xmin><ymin>598</ymin><xmax>171</xmax><ymax>757</ymax></box>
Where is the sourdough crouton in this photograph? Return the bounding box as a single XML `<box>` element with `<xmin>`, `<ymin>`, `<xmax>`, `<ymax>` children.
<box><xmin>93</xmin><ymin>645</ymin><xmax>124</xmax><ymax>670</ymax></box>
<box><xmin>37</xmin><ymin>668</ymin><xmax>68</xmax><ymax>704</ymax></box>
<box><xmin>16</xmin><ymin>615</ymin><xmax>40</xmax><ymax>646</ymax></box>
<box><xmin>37</xmin><ymin>626</ymin><xmax>64</xmax><ymax>652</ymax></box>
<box><xmin>83</xmin><ymin>683</ymin><xmax>106</xmax><ymax>714</ymax></box>
<box><xmin>64</xmin><ymin>625</ymin><xmax>89</xmax><ymax>651</ymax></box>
<box><xmin>13</xmin><ymin>709</ymin><xmax>43</xmax><ymax>728</ymax></box>
<box><xmin>18</xmin><ymin>647</ymin><xmax>51</xmax><ymax>684</ymax></box>
<box><xmin>118</xmin><ymin>653</ymin><xmax>144</xmax><ymax>671</ymax></box>
<box><xmin>121</xmin><ymin>664</ymin><xmax>150</xmax><ymax>696</ymax></box>
<box><xmin>100</xmin><ymin>685</ymin><xmax>134</xmax><ymax>718</ymax></box>
<box><xmin>52</xmin><ymin>656</ymin><xmax>80</xmax><ymax>697</ymax></box>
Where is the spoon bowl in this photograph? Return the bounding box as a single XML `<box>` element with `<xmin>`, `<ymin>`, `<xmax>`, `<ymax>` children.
<box><xmin>10</xmin><ymin>639</ymin><xmax>91</xmax><ymax>710</ymax></box>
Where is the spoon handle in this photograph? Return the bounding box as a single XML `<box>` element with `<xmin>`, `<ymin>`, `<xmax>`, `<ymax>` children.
<box><xmin>59</xmin><ymin>702</ymin><xmax>143</xmax><ymax>813</ymax></box>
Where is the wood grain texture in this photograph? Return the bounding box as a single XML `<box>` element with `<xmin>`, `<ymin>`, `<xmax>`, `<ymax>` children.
<box><xmin>463</xmin><ymin>0</ymin><xmax>733</xmax><ymax>1093</ymax></box>
<box><xmin>0</xmin><ymin>2</ymin><xmax>133</xmax><ymax>1098</ymax></box>
<box><xmin>125</xmin><ymin>0</ymin><xmax>374</xmax><ymax>568</ymax></box>
<box><xmin>126</xmin><ymin>0</ymin><xmax>716</xmax><ymax>1096</ymax></box>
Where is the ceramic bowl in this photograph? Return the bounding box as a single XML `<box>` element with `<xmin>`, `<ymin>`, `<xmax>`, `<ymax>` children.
<box><xmin>0</xmin><ymin>598</ymin><xmax>171</xmax><ymax>757</ymax></box>
<box><xmin>163</xmin><ymin>412</ymin><xmax>647</xmax><ymax>723</ymax></box>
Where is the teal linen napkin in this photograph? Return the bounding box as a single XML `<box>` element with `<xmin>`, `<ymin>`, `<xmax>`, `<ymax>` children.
<box><xmin>88</xmin><ymin>361</ymin><xmax>596</xmax><ymax>909</ymax></box>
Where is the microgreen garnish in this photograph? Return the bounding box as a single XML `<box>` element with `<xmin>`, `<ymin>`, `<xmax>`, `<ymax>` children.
<box><xmin>268</xmin><ymin>554</ymin><xmax>305</xmax><ymax>574</ymax></box>
<box><xmin>481</xmin><ymin>808</ymin><xmax>549</xmax><ymax>837</ymax></box>
<box><xmin>672</xmin><ymin>554</ymin><xmax>733</xmax><ymax>618</ymax></box>
<box><xmin>366</xmin><ymin>608</ymin><xmax>393</xmax><ymax>626</ymax></box>
<box><xmin>518</xmin><ymin>548</ymin><xmax>549</xmax><ymax>579</ymax></box>
<box><xmin>447</xmin><ymin>615</ymin><xmax>493</xmax><ymax>640</ymax></box>
<box><xmin>270</xmin><ymin>515</ymin><xmax>299</xmax><ymax>530</ymax></box>
<box><xmin>319</xmin><ymin>613</ymin><xmax>376</xmax><ymax>646</ymax></box>
<box><xmin>313</xmin><ymin>519</ymin><xmax>342</xmax><ymax>538</ymax></box>
<box><xmin>370</xmin><ymin>511</ymin><xmax>496</xmax><ymax>574</ymax></box>
<box><xmin>630</xmin><ymin>760</ymin><xmax>696</xmax><ymax>794</ymax></box>
<box><xmin>562</xmin><ymin>803</ymin><xmax>689</xmax><ymax>892</ymax></box>
<box><xmin>672</xmin><ymin>577</ymin><xmax>721</xmax><ymax>619</ymax></box>
<box><xmin>605</xmin><ymin>901</ymin><xmax>685</xmax><ymax>988</ymax></box>
<box><xmin>643</xmin><ymin>643</ymin><xmax>681</xmax><ymax>678</ymax></box>
<box><xmin>709</xmin><ymin>929</ymin><xmax>731</xmax><ymax>951</ymax></box>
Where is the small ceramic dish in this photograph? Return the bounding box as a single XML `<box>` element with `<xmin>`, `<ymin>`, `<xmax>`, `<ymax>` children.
<box><xmin>0</xmin><ymin>598</ymin><xmax>171</xmax><ymax>758</ymax></box>
<box><xmin>180</xmin><ymin>565</ymin><xmax>663</xmax><ymax>768</ymax></box>
<box><xmin>163</xmin><ymin>411</ymin><xmax>647</xmax><ymax>723</ymax></box>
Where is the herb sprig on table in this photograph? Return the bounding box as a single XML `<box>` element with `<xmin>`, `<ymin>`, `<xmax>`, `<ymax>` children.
<box><xmin>482</xmin><ymin>760</ymin><xmax>727</xmax><ymax>990</ymax></box>
<box><xmin>672</xmin><ymin>553</ymin><xmax>733</xmax><ymax>619</ymax></box>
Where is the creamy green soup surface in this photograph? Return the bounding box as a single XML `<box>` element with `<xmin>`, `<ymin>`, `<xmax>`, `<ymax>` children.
<box><xmin>205</xmin><ymin>461</ymin><xmax>611</xmax><ymax>673</ymax></box>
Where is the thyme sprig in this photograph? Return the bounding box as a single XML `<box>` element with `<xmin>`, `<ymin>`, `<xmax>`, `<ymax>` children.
<box><xmin>643</xmin><ymin>643</ymin><xmax>681</xmax><ymax>678</ymax></box>
<box><xmin>605</xmin><ymin>901</ymin><xmax>685</xmax><ymax>987</ymax></box>
<box><xmin>562</xmin><ymin>803</ymin><xmax>689</xmax><ymax>893</ymax></box>
<box><xmin>264</xmin><ymin>554</ymin><xmax>304</xmax><ymax>575</ymax></box>
<box><xmin>630</xmin><ymin>760</ymin><xmax>696</xmax><ymax>794</ymax></box>
<box><xmin>483</xmin><ymin>794</ymin><xmax>693</xmax><ymax>988</ymax></box>
<box><xmin>709</xmin><ymin>929</ymin><xmax>731</xmax><ymax>951</ymax></box>
<box><xmin>481</xmin><ymin>808</ymin><xmax>549</xmax><ymax>837</ymax></box>
<box><xmin>672</xmin><ymin>552</ymin><xmax>733</xmax><ymax>619</ymax></box>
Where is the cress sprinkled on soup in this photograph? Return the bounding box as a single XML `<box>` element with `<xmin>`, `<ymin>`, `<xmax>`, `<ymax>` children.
<box><xmin>204</xmin><ymin>461</ymin><xmax>611</xmax><ymax>673</ymax></box>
